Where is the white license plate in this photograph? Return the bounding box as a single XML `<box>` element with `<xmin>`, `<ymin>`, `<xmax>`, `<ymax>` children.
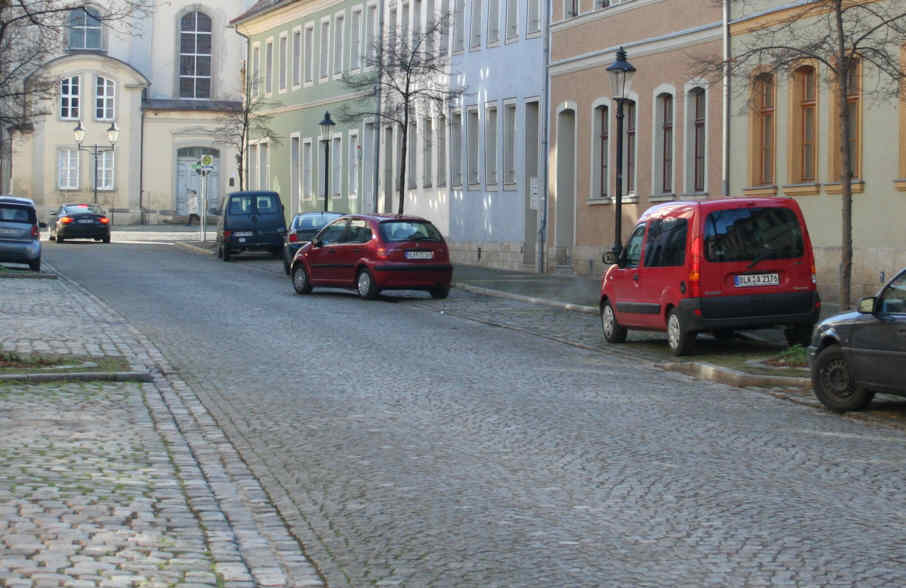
<box><xmin>78</xmin><ymin>219</ymin><xmax>94</xmax><ymax>224</ymax></box>
<box><xmin>405</xmin><ymin>250</ymin><xmax>434</xmax><ymax>260</ymax></box>
<box><xmin>735</xmin><ymin>272</ymin><xmax>780</xmax><ymax>287</ymax></box>
<box><xmin>238</xmin><ymin>237</ymin><xmax>246</xmax><ymax>243</ymax></box>
<box><xmin>234</xmin><ymin>231</ymin><xmax>253</xmax><ymax>237</ymax></box>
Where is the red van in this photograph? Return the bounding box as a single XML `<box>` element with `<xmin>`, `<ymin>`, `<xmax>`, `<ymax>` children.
<box><xmin>600</xmin><ymin>197</ymin><xmax>820</xmax><ymax>355</ymax></box>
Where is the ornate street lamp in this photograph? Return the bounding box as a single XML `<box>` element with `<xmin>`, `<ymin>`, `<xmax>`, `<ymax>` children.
<box><xmin>74</xmin><ymin>120</ymin><xmax>119</xmax><ymax>204</ymax></box>
<box><xmin>319</xmin><ymin>111</ymin><xmax>335</xmax><ymax>212</ymax></box>
<box><xmin>604</xmin><ymin>47</ymin><xmax>635</xmax><ymax>259</ymax></box>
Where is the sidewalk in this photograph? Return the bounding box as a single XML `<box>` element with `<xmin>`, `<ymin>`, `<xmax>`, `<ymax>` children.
<box><xmin>0</xmin><ymin>265</ymin><xmax>323</xmax><ymax>587</ymax></box>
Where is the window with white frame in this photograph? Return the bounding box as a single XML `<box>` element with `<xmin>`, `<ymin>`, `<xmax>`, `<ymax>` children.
<box><xmin>334</xmin><ymin>13</ymin><xmax>345</xmax><ymax>76</ymax></box>
<box><xmin>467</xmin><ymin>108</ymin><xmax>479</xmax><ymax>184</ymax></box>
<box><xmin>319</xmin><ymin>139</ymin><xmax>329</xmax><ymax>196</ymax></box>
<box><xmin>402</xmin><ymin>2</ymin><xmax>410</xmax><ymax>44</ymax></box>
<box><xmin>408</xmin><ymin>120</ymin><xmax>417</xmax><ymax>188</ymax></box>
<box><xmin>351</xmin><ymin>9</ymin><xmax>362</xmax><ymax>70</ymax></box>
<box><xmin>624</xmin><ymin>99</ymin><xmax>637</xmax><ymax>194</ymax></box>
<box><xmin>366</xmin><ymin>5</ymin><xmax>377</xmax><ymax>63</ymax></box>
<box><xmin>248</xmin><ymin>143</ymin><xmax>258</xmax><ymax>189</ymax></box>
<box><xmin>503</xmin><ymin>102</ymin><xmax>516</xmax><ymax>185</ymax></box>
<box><xmin>414</xmin><ymin>0</ymin><xmax>422</xmax><ymax>37</ymax></box>
<box><xmin>424</xmin><ymin>0</ymin><xmax>434</xmax><ymax>54</ymax></box>
<box><xmin>179</xmin><ymin>10</ymin><xmax>212</xmax><ymax>99</ymax></box>
<box><xmin>304</xmin><ymin>26</ymin><xmax>314</xmax><ymax>83</ymax></box>
<box><xmin>291</xmin><ymin>136</ymin><xmax>300</xmax><ymax>210</ymax></box>
<box><xmin>440</xmin><ymin>0</ymin><xmax>450</xmax><ymax>55</ymax></box>
<box><xmin>69</xmin><ymin>7</ymin><xmax>101</xmax><ymax>50</ymax></box>
<box><xmin>279</xmin><ymin>35</ymin><xmax>288</xmax><ymax>91</ymax></box>
<box><xmin>527</xmin><ymin>0</ymin><xmax>540</xmax><ymax>33</ymax></box>
<box><xmin>506</xmin><ymin>0</ymin><xmax>517</xmax><ymax>39</ymax></box>
<box><xmin>687</xmin><ymin>86</ymin><xmax>706</xmax><ymax>192</ymax></box>
<box><xmin>488</xmin><ymin>0</ymin><xmax>499</xmax><ymax>44</ymax></box>
<box><xmin>389</xmin><ymin>7</ymin><xmax>398</xmax><ymax>48</ymax></box>
<box><xmin>470</xmin><ymin>0</ymin><xmax>481</xmax><ymax>48</ymax></box>
<box><xmin>303</xmin><ymin>139</ymin><xmax>314</xmax><ymax>198</ymax></box>
<box><xmin>437</xmin><ymin>116</ymin><xmax>447</xmax><ymax>186</ymax></box>
<box><xmin>423</xmin><ymin>117</ymin><xmax>433</xmax><ymax>187</ymax></box>
<box><xmin>565</xmin><ymin>0</ymin><xmax>578</xmax><ymax>18</ymax></box>
<box><xmin>58</xmin><ymin>149</ymin><xmax>79</xmax><ymax>189</ymax></box>
<box><xmin>451</xmin><ymin>112</ymin><xmax>462</xmax><ymax>185</ymax></box>
<box><xmin>95</xmin><ymin>151</ymin><xmax>114</xmax><ymax>190</ymax></box>
<box><xmin>655</xmin><ymin>92</ymin><xmax>673</xmax><ymax>194</ymax></box>
<box><xmin>319</xmin><ymin>20</ymin><xmax>330</xmax><ymax>79</ymax></box>
<box><xmin>592</xmin><ymin>104</ymin><xmax>609</xmax><ymax>198</ymax></box>
<box><xmin>349</xmin><ymin>132</ymin><xmax>360</xmax><ymax>197</ymax></box>
<box><xmin>252</xmin><ymin>45</ymin><xmax>261</xmax><ymax>95</ymax></box>
<box><xmin>485</xmin><ymin>104</ymin><xmax>498</xmax><ymax>185</ymax></box>
<box><xmin>454</xmin><ymin>0</ymin><xmax>465</xmax><ymax>51</ymax></box>
<box><xmin>260</xmin><ymin>142</ymin><xmax>270</xmax><ymax>190</ymax></box>
<box><xmin>60</xmin><ymin>76</ymin><xmax>80</xmax><ymax>120</ymax></box>
<box><xmin>293</xmin><ymin>29</ymin><xmax>302</xmax><ymax>87</ymax></box>
<box><xmin>332</xmin><ymin>135</ymin><xmax>342</xmax><ymax>196</ymax></box>
<box><xmin>265</xmin><ymin>39</ymin><xmax>273</xmax><ymax>93</ymax></box>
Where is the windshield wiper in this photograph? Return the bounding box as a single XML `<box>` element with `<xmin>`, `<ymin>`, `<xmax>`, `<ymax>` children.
<box><xmin>746</xmin><ymin>249</ymin><xmax>773</xmax><ymax>270</ymax></box>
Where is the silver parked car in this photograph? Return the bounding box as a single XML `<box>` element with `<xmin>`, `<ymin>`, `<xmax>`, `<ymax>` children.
<box><xmin>0</xmin><ymin>196</ymin><xmax>44</xmax><ymax>271</ymax></box>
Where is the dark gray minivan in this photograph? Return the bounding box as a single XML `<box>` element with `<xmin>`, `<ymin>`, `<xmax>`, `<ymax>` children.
<box><xmin>216</xmin><ymin>191</ymin><xmax>287</xmax><ymax>261</ymax></box>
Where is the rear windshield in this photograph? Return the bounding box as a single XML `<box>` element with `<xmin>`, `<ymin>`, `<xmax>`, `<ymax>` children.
<box><xmin>0</xmin><ymin>204</ymin><xmax>35</xmax><ymax>224</ymax></box>
<box><xmin>64</xmin><ymin>204</ymin><xmax>104</xmax><ymax>215</ymax></box>
<box><xmin>704</xmin><ymin>207</ymin><xmax>804</xmax><ymax>262</ymax></box>
<box><xmin>228</xmin><ymin>194</ymin><xmax>280</xmax><ymax>214</ymax></box>
<box><xmin>379</xmin><ymin>220</ymin><xmax>443</xmax><ymax>243</ymax></box>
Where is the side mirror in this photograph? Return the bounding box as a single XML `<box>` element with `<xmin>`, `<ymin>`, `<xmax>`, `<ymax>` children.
<box><xmin>311</xmin><ymin>238</ymin><xmax>322</xmax><ymax>248</ymax></box>
<box><xmin>48</xmin><ymin>210</ymin><xmax>57</xmax><ymax>217</ymax></box>
<box><xmin>857</xmin><ymin>296</ymin><xmax>876</xmax><ymax>314</ymax></box>
<box><xmin>602</xmin><ymin>250</ymin><xmax>619</xmax><ymax>265</ymax></box>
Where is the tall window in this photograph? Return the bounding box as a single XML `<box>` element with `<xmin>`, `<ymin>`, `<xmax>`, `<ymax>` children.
<box><xmin>594</xmin><ymin>105</ymin><xmax>608</xmax><ymax>198</ymax></box>
<box><xmin>503</xmin><ymin>103</ymin><xmax>516</xmax><ymax>184</ymax></box>
<box><xmin>248</xmin><ymin>144</ymin><xmax>258</xmax><ymax>189</ymax></box>
<box><xmin>260</xmin><ymin>142</ymin><xmax>270</xmax><ymax>190</ymax></box>
<box><xmin>440</xmin><ymin>0</ymin><xmax>450</xmax><ymax>55</ymax></box>
<box><xmin>291</xmin><ymin>136</ymin><xmax>300</xmax><ymax>211</ymax></box>
<box><xmin>692</xmin><ymin>88</ymin><xmax>706</xmax><ymax>192</ymax></box>
<box><xmin>753</xmin><ymin>73</ymin><xmax>775</xmax><ymax>185</ymax></box>
<box><xmin>367</xmin><ymin>6</ymin><xmax>378</xmax><ymax>62</ymax></box>
<box><xmin>468</xmin><ymin>108</ymin><xmax>479</xmax><ymax>184</ymax></box>
<box><xmin>179</xmin><ymin>11</ymin><xmax>212</xmax><ymax>99</ymax></box>
<box><xmin>293</xmin><ymin>29</ymin><xmax>302</xmax><ymax>87</ymax></box>
<box><xmin>488</xmin><ymin>0</ymin><xmax>499</xmax><ymax>44</ymax></box>
<box><xmin>402</xmin><ymin>2</ymin><xmax>410</xmax><ymax>43</ymax></box>
<box><xmin>452</xmin><ymin>112</ymin><xmax>463</xmax><ymax>185</ymax></box>
<box><xmin>470</xmin><ymin>0</ymin><xmax>482</xmax><ymax>48</ymax></box>
<box><xmin>455</xmin><ymin>0</ymin><xmax>466</xmax><ymax>51</ymax></box>
<box><xmin>95</xmin><ymin>151</ymin><xmax>114</xmax><ymax>190</ymax></box>
<box><xmin>506</xmin><ymin>0</ymin><xmax>518</xmax><ymax>39</ymax></box>
<box><xmin>408</xmin><ymin>121</ymin><xmax>417</xmax><ymax>188</ymax></box>
<box><xmin>334</xmin><ymin>14</ymin><xmax>345</xmax><ymax>75</ymax></box>
<box><xmin>793</xmin><ymin>66</ymin><xmax>817</xmax><ymax>183</ymax></box>
<box><xmin>351</xmin><ymin>9</ymin><xmax>362</xmax><ymax>70</ymax></box>
<box><xmin>332</xmin><ymin>136</ymin><xmax>343</xmax><ymax>196</ymax></box>
<box><xmin>485</xmin><ymin>105</ymin><xmax>498</xmax><ymax>185</ymax></box>
<box><xmin>58</xmin><ymin>149</ymin><xmax>79</xmax><ymax>189</ymax></box>
<box><xmin>320</xmin><ymin>20</ymin><xmax>331</xmax><ymax>79</ymax></box>
<box><xmin>60</xmin><ymin>76</ymin><xmax>80</xmax><ymax>120</ymax></box>
<box><xmin>279</xmin><ymin>35</ymin><xmax>288</xmax><ymax>91</ymax></box>
<box><xmin>69</xmin><ymin>8</ymin><xmax>101</xmax><ymax>50</ymax></box>
<box><xmin>656</xmin><ymin>93</ymin><xmax>673</xmax><ymax>193</ymax></box>
<box><xmin>423</xmin><ymin>118</ymin><xmax>433</xmax><ymax>187</ymax></box>
<box><xmin>305</xmin><ymin>26</ymin><xmax>314</xmax><ymax>83</ymax></box>
<box><xmin>566</xmin><ymin>0</ymin><xmax>578</xmax><ymax>18</ymax></box>
<box><xmin>252</xmin><ymin>45</ymin><xmax>261</xmax><ymax>95</ymax></box>
<box><xmin>845</xmin><ymin>60</ymin><xmax>861</xmax><ymax>179</ymax></box>
<box><xmin>303</xmin><ymin>139</ymin><xmax>314</xmax><ymax>198</ymax></box>
<box><xmin>350</xmin><ymin>133</ymin><xmax>360</xmax><ymax>197</ymax></box>
<box><xmin>437</xmin><ymin>116</ymin><xmax>447</xmax><ymax>186</ymax></box>
<box><xmin>265</xmin><ymin>39</ymin><xmax>274</xmax><ymax>94</ymax></box>
<box><xmin>414</xmin><ymin>0</ymin><xmax>422</xmax><ymax>37</ymax></box>
<box><xmin>624</xmin><ymin>100</ymin><xmax>636</xmax><ymax>194</ymax></box>
<box><xmin>527</xmin><ymin>0</ymin><xmax>540</xmax><ymax>33</ymax></box>
<box><xmin>95</xmin><ymin>76</ymin><xmax>114</xmax><ymax>120</ymax></box>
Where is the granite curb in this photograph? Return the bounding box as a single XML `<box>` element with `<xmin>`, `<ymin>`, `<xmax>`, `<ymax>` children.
<box><xmin>453</xmin><ymin>282</ymin><xmax>599</xmax><ymax>315</ymax></box>
<box><xmin>0</xmin><ymin>370</ymin><xmax>153</xmax><ymax>383</ymax></box>
<box><xmin>173</xmin><ymin>241</ymin><xmax>216</xmax><ymax>256</ymax></box>
<box><xmin>0</xmin><ymin>271</ymin><xmax>57</xmax><ymax>279</ymax></box>
<box><xmin>658</xmin><ymin>361</ymin><xmax>812</xmax><ymax>390</ymax></box>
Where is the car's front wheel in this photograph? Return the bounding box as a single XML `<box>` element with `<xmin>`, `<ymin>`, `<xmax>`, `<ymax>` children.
<box><xmin>292</xmin><ymin>265</ymin><xmax>312</xmax><ymax>294</ymax></box>
<box><xmin>812</xmin><ymin>345</ymin><xmax>874</xmax><ymax>412</ymax></box>
<box><xmin>430</xmin><ymin>286</ymin><xmax>449</xmax><ymax>299</ymax></box>
<box><xmin>600</xmin><ymin>301</ymin><xmax>627</xmax><ymax>343</ymax></box>
<box><xmin>356</xmin><ymin>268</ymin><xmax>378</xmax><ymax>300</ymax></box>
<box><xmin>667</xmin><ymin>309</ymin><xmax>695</xmax><ymax>356</ymax></box>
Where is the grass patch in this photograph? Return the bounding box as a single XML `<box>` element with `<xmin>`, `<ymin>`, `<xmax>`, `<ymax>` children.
<box><xmin>0</xmin><ymin>351</ymin><xmax>131</xmax><ymax>374</ymax></box>
<box><xmin>763</xmin><ymin>344</ymin><xmax>809</xmax><ymax>368</ymax></box>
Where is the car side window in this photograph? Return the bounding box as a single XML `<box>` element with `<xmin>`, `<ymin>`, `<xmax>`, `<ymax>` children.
<box><xmin>319</xmin><ymin>220</ymin><xmax>348</xmax><ymax>245</ymax></box>
<box><xmin>623</xmin><ymin>224</ymin><xmax>646</xmax><ymax>269</ymax></box>
<box><xmin>879</xmin><ymin>272</ymin><xmax>906</xmax><ymax>314</ymax></box>
<box><xmin>349</xmin><ymin>219</ymin><xmax>373</xmax><ymax>243</ymax></box>
<box><xmin>644</xmin><ymin>218</ymin><xmax>688</xmax><ymax>268</ymax></box>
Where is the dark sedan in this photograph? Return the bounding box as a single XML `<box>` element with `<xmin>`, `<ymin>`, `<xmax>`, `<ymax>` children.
<box><xmin>50</xmin><ymin>203</ymin><xmax>111</xmax><ymax>243</ymax></box>
<box><xmin>809</xmin><ymin>268</ymin><xmax>906</xmax><ymax>412</ymax></box>
<box><xmin>282</xmin><ymin>211</ymin><xmax>343</xmax><ymax>274</ymax></box>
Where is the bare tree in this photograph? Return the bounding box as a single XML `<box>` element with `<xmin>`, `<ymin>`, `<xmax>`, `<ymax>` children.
<box><xmin>339</xmin><ymin>10</ymin><xmax>464</xmax><ymax>215</ymax></box>
<box><xmin>699</xmin><ymin>0</ymin><xmax>906</xmax><ymax>307</ymax></box>
<box><xmin>209</xmin><ymin>63</ymin><xmax>280</xmax><ymax>191</ymax></box>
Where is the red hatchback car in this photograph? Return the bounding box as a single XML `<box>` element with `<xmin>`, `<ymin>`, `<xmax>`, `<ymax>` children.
<box><xmin>289</xmin><ymin>214</ymin><xmax>453</xmax><ymax>299</ymax></box>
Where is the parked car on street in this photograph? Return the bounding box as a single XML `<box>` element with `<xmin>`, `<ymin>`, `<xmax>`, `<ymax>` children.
<box><xmin>290</xmin><ymin>214</ymin><xmax>452</xmax><ymax>299</ymax></box>
<box><xmin>216</xmin><ymin>191</ymin><xmax>286</xmax><ymax>261</ymax></box>
<box><xmin>600</xmin><ymin>197</ymin><xmax>820</xmax><ymax>355</ymax></box>
<box><xmin>809</xmin><ymin>268</ymin><xmax>906</xmax><ymax>412</ymax></box>
<box><xmin>0</xmin><ymin>195</ymin><xmax>44</xmax><ymax>271</ymax></box>
<box><xmin>50</xmin><ymin>203</ymin><xmax>110</xmax><ymax>244</ymax></box>
<box><xmin>282</xmin><ymin>211</ymin><xmax>344</xmax><ymax>274</ymax></box>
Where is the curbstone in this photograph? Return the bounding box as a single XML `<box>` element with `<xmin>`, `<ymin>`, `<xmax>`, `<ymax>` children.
<box><xmin>453</xmin><ymin>283</ymin><xmax>599</xmax><ymax>315</ymax></box>
<box><xmin>658</xmin><ymin>361</ymin><xmax>811</xmax><ymax>389</ymax></box>
<box><xmin>0</xmin><ymin>371</ymin><xmax>153</xmax><ymax>384</ymax></box>
<box><xmin>172</xmin><ymin>242</ymin><xmax>215</xmax><ymax>256</ymax></box>
<box><xmin>0</xmin><ymin>271</ymin><xmax>57</xmax><ymax>279</ymax></box>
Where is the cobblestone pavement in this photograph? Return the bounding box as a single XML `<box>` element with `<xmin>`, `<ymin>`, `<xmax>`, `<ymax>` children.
<box><xmin>0</xmin><ymin>274</ymin><xmax>323</xmax><ymax>587</ymax></box>
<box><xmin>43</xmin><ymin>241</ymin><xmax>906</xmax><ymax>587</ymax></box>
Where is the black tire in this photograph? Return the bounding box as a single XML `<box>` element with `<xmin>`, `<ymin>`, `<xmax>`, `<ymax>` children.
<box><xmin>812</xmin><ymin>345</ymin><xmax>874</xmax><ymax>413</ymax></box>
<box><xmin>356</xmin><ymin>268</ymin><xmax>378</xmax><ymax>300</ymax></box>
<box><xmin>600</xmin><ymin>300</ymin><xmax>627</xmax><ymax>343</ymax></box>
<box><xmin>667</xmin><ymin>308</ymin><xmax>695</xmax><ymax>356</ymax></box>
<box><xmin>216</xmin><ymin>243</ymin><xmax>223</xmax><ymax>259</ymax></box>
<box><xmin>56</xmin><ymin>235</ymin><xmax>64</xmax><ymax>244</ymax></box>
<box><xmin>292</xmin><ymin>264</ymin><xmax>312</xmax><ymax>294</ymax></box>
<box><xmin>272</xmin><ymin>247</ymin><xmax>282</xmax><ymax>259</ymax></box>
<box><xmin>50</xmin><ymin>233</ymin><xmax>56</xmax><ymax>241</ymax></box>
<box><xmin>103</xmin><ymin>235</ymin><xmax>110</xmax><ymax>244</ymax></box>
<box><xmin>29</xmin><ymin>258</ymin><xmax>40</xmax><ymax>272</ymax></box>
<box><xmin>784</xmin><ymin>323</ymin><xmax>814</xmax><ymax>347</ymax></box>
<box><xmin>222</xmin><ymin>246</ymin><xmax>231</xmax><ymax>262</ymax></box>
<box><xmin>430</xmin><ymin>286</ymin><xmax>449</xmax><ymax>299</ymax></box>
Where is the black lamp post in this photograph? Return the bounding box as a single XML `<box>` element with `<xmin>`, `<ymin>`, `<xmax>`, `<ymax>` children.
<box><xmin>319</xmin><ymin>111</ymin><xmax>335</xmax><ymax>212</ymax></box>
<box><xmin>605</xmin><ymin>47</ymin><xmax>635</xmax><ymax>258</ymax></box>
<box><xmin>74</xmin><ymin>120</ymin><xmax>119</xmax><ymax>204</ymax></box>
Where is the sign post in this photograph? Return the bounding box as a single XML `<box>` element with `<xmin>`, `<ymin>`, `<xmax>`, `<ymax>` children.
<box><xmin>192</xmin><ymin>154</ymin><xmax>216</xmax><ymax>243</ymax></box>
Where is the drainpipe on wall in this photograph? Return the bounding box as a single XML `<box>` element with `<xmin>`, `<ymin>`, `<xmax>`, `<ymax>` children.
<box><xmin>722</xmin><ymin>0</ymin><xmax>730</xmax><ymax>196</ymax></box>
<box><xmin>537</xmin><ymin>0</ymin><xmax>552</xmax><ymax>273</ymax></box>
<box><xmin>372</xmin><ymin>0</ymin><xmax>385</xmax><ymax>213</ymax></box>
<box><xmin>139</xmin><ymin>90</ymin><xmax>146</xmax><ymax>224</ymax></box>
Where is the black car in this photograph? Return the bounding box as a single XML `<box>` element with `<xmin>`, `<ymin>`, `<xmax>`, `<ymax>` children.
<box><xmin>282</xmin><ymin>211</ymin><xmax>344</xmax><ymax>274</ymax></box>
<box><xmin>50</xmin><ymin>203</ymin><xmax>111</xmax><ymax>243</ymax></box>
<box><xmin>809</xmin><ymin>268</ymin><xmax>906</xmax><ymax>412</ymax></box>
<box><xmin>216</xmin><ymin>191</ymin><xmax>286</xmax><ymax>261</ymax></box>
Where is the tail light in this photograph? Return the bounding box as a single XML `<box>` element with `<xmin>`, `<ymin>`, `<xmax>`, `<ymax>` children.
<box><xmin>810</xmin><ymin>261</ymin><xmax>817</xmax><ymax>285</ymax></box>
<box><xmin>60</xmin><ymin>216</ymin><xmax>73</xmax><ymax>224</ymax></box>
<box><xmin>288</xmin><ymin>233</ymin><xmax>298</xmax><ymax>243</ymax></box>
<box><xmin>687</xmin><ymin>236</ymin><xmax>703</xmax><ymax>298</ymax></box>
<box><xmin>99</xmin><ymin>216</ymin><xmax>110</xmax><ymax>224</ymax></box>
<box><xmin>223</xmin><ymin>230</ymin><xmax>232</xmax><ymax>240</ymax></box>
<box><xmin>31</xmin><ymin>224</ymin><xmax>39</xmax><ymax>239</ymax></box>
<box><xmin>376</xmin><ymin>247</ymin><xmax>389</xmax><ymax>260</ymax></box>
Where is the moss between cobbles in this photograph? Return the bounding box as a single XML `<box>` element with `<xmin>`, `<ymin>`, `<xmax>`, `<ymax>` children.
<box><xmin>0</xmin><ymin>351</ymin><xmax>131</xmax><ymax>374</ymax></box>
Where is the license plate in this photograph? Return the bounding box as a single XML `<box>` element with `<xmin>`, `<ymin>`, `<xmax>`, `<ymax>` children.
<box><xmin>735</xmin><ymin>272</ymin><xmax>780</xmax><ymax>287</ymax></box>
<box><xmin>405</xmin><ymin>250</ymin><xmax>434</xmax><ymax>260</ymax></box>
<box><xmin>78</xmin><ymin>219</ymin><xmax>94</xmax><ymax>224</ymax></box>
<box><xmin>238</xmin><ymin>237</ymin><xmax>246</xmax><ymax>243</ymax></box>
<box><xmin>234</xmin><ymin>231</ymin><xmax>253</xmax><ymax>237</ymax></box>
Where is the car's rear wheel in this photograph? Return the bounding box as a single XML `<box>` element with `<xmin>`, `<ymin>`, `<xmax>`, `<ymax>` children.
<box><xmin>430</xmin><ymin>286</ymin><xmax>449</xmax><ymax>299</ymax></box>
<box><xmin>667</xmin><ymin>308</ymin><xmax>695</xmax><ymax>356</ymax></box>
<box><xmin>29</xmin><ymin>258</ymin><xmax>40</xmax><ymax>272</ymax></box>
<box><xmin>784</xmin><ymin>323</ymin><xmax>814</xmax><ymax>347</ymax></box>
<box><xmin>56</xmin><ymin>235</ymin><xmax>64</xmax><ymax>244</ymax></box>
<box><xmin>356</xmin><ymin>269</ymin><xmax>378</xmax><ymax>300</ymax></box>
<box><xmin>283</xmin><ymin>252</ymin><xmax>291</xmax><ymax>275</ymax></box>
<box><xmin>103</xmin><ymin>235</ymin><xmax>110</xmax><ymax>244</ymax></box>
<box><xmin>812</xmin><ymin>345</ymin><xmax>874</xmax><ymax>412</ymax></box>
<box><xmin>600</xmin><ymin>301</ymin><xmax>627</xmax><ymax>343</ymax></box>
<box><xmin>222</xmin><ymin>246</ymin><xmax>231</xmax><ymax>262</ymax></box>
<box><xmin>292</xmin><ymin>265</ymin><xmax>312</xmax><ymax>294</ymax></box>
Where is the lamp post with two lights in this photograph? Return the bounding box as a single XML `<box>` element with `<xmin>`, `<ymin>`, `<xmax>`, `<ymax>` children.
<box><xmin>73</xmin><ymin>120</ymin><xmax>119</xmax><ymax>204</ymax></box>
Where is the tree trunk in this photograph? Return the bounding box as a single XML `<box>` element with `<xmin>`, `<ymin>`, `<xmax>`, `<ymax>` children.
<box><xmin>398</xmin><ymin>113</ymin><xmax>408</xmax><ymax>215</ymax></box>
<box><xmin>834</xmin><ymin>2</ymin><xmax>853</xmax><ymax>309</ymax></box>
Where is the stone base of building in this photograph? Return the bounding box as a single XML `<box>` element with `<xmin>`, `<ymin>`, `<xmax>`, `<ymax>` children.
<box><xmin>449</xmin><ymin>241</ymin><xmax>536</xmax><ymax>272</ymax></box>
<box><xmin>814</xmin><ymin>246</ymin><xmax>906</xmax><ymax>306</ymax></box>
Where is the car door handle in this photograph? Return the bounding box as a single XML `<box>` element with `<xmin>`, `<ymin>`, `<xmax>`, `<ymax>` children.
<box><xmin>632</xmin><ymin>273</ymin><xmax>640</xmax><ymax>282</ymax></box>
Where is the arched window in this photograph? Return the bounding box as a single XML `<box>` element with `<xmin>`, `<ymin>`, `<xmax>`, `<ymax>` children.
<box><xmin>655</xmin><ymin>93</ymin><xmax>673</xmax><ymax>194</ymax></box>
<box><xmin>179</xmin><ymin>11</ymin><xmax>213</xmax><ymax>99</ymax></box>
<box><xmin>753</xmin><ymin>73</ymin><xmax>775</xmax><ymax>186</ymax></box>
<box><xmin>624</xmin><ymin>99</ymin><xmax>637</xmax><ymax>194</ymax></box>
<box><xmin>689</xmin><ymin>87</ymin><xmax>706</xmax><ymax>192</ymax></box>
<box><xmin>792</xmin><ymin>65</ymin><xmax>817</xmax><ymax>183</ymax></box>
<box><xmin>592</xmin><ymin>104</ymin><xmax>609</xmax><ymax>199</ymax></box>
<box><xmin>69</xmin><ymin>7</ymin><xmax>102</xmax><ymax>50</ymax></box>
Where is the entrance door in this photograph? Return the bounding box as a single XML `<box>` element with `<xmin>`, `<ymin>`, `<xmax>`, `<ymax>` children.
<box><xmin>176</xmin><ymin>147</ymin><xmax>220</xmax><ymax>214</ymax></box>
<box><xmin>555</xmin><ymin>109</ymin><xmax>576</xmax><ymax>267</ymax></box>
